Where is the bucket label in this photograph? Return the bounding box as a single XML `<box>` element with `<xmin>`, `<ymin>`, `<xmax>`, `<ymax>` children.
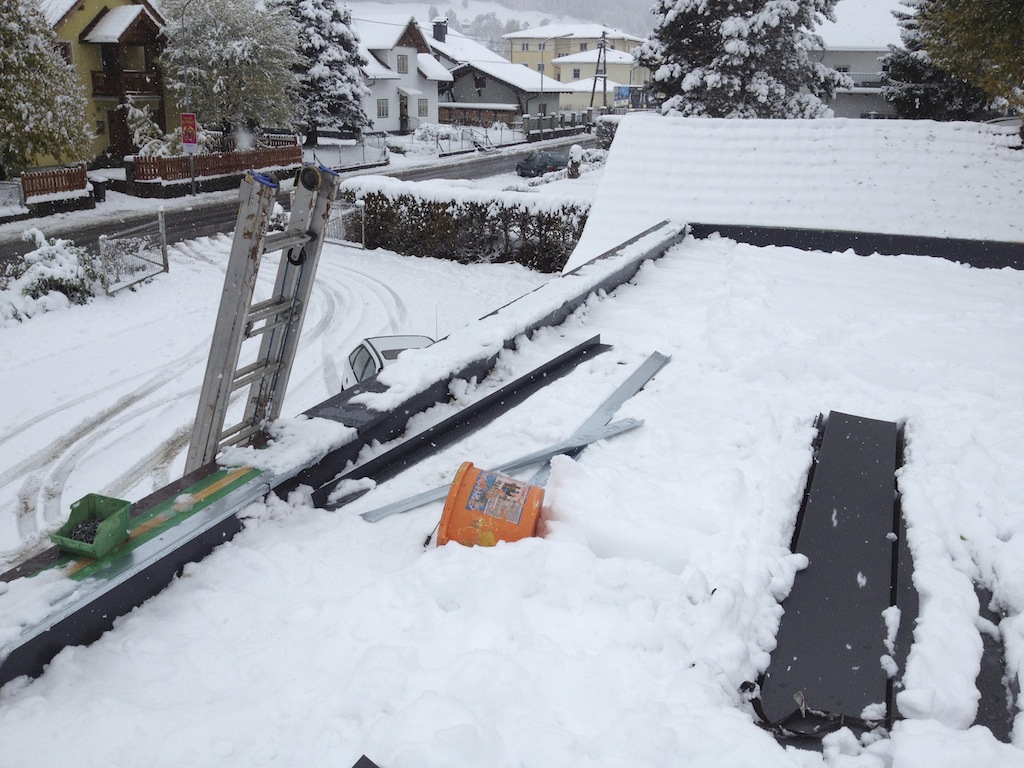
<box><xmin>467</xmin><ymin>470</ymin><xmax>529</xmax><ymax>525</ymax></box>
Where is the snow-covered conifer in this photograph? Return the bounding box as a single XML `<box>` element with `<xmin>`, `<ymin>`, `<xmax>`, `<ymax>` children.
<box><xmin>636</xmin><ymin>0</ymin><xmax>851</xmax><ymax>118</ymax></box>
<box><xmin>881</xmin><ymin>0</ymin><xmax>1000</xmax><ymax>121</ymax></box>
<box><xmin>287</xmin><ymin>0</ymin><xmax>370</xmax><ymax>145</ymax></box>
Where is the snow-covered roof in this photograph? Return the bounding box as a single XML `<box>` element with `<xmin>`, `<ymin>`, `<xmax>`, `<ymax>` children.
<box><xmin>37</xmin><ymin>0</ymin><xmax>77</xmax><ymax>27</ymax></box>
<box><xmin>419</xmin><ymin>22</ymin><xmax>507</xmax><ymax>66</ymax></box>
<box><xmin>439</xmin><ymin>102</ymin><xmax>519</xmax><ymax>111</ymax></box>
<box><xmin>567</xmin><ymin>114</ymin><xmax>1024</xmax><ymax>271</ymax></box>
<box><xmin>552</xmin><ymin>49</ymin><xmax>636</xmax><ymax>66</ymax></box>
<box><xmin>502</xmin><ymin>23</ymin><xmax>644</xmax><ymax>43</ymax></box>
<box><xmin>417</xmin><ymin>52</ymin><xmax>453</xmax><ymax>83</ymax></box>
<box><xmin>39</xmin><ymin>0</ymin><xmax>162</xmax><ymax>29</ymax></box>
<box><xmin>83</xmin><ymin>5</ymin><xmax>157</xmax><ymax>43</ymax></box>
<box><xmin>454</xmin><ymin>60</ymin><xmax>568</xmax><ymax>94</ymax></box>
<box><xmin>351</xmin><ymin>14</ymin><xmax>421</xmax><ymax>51</ymax></box>
<box><xmin>816</xmin><ymin>0</ymin><xmax>903</xmax><ymax>49</ymax></box>
<box><xmin>562</xmin><ymin>77</ymin><xmax>626</xmax><ymax>93</ymax></box>
<box><xmin>358</xmin><ymin>43</ymin><xmax>400</xmax><ymax>81</ymax></box>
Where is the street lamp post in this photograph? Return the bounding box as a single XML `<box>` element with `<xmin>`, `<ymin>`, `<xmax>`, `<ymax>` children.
<box><xmin>538</xmin><ymin>33</ymin><xmax>572</xmax><ymax>131</ymax></box>
<box><xmin>181</xmin><ymin>0</ymin><xmax>199</xmax><ymax>194</ymax></box>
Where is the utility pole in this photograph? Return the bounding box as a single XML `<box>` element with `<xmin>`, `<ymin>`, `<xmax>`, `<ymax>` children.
<box><xmin>589</xmin><ymin>31</ymin><xmax>608</xmax><ymax>109</ymax></box>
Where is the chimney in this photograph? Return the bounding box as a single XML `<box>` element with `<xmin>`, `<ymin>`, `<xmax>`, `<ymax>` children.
<box><xmin>432</xmin><ymin>17</ymin><xmax>447</xmax><ymax>43</ymax></box>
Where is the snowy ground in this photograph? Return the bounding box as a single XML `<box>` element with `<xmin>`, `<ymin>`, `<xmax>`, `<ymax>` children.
<box><xmin>1</xmin><ymin>117</ymin><xmax>1023</xmax><ymax>767</ymax></box>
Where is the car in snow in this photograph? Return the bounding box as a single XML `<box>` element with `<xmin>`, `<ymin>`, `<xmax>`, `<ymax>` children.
<box><xmin>342</xmin><ymin>335</ymin><xmax>435</xmax><ymax>390</ymax></box>
<box><xmin>515</xmin><ymin>151</ymin><xmax>570</xmax><ymax>178</ymax></box>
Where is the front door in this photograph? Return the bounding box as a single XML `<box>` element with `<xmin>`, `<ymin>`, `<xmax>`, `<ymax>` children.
<box><xmin>107</xmin><ymin>108</ymin><xmax>131</xmax><ymax>160</ymax></box>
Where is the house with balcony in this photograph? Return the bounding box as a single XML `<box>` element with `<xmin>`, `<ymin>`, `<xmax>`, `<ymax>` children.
<box><xmin>350</xmin><ymin>15</ymin><xmax>454</xmax><ymax>133</ymax></box>
<box><xmin>814</xmin><ymin>0</ymin><xmax>901</xmax><ymax>118</ymax></box>
<box><xmin>43</xmin><ymin>0</ymin><xmax>167</xmax><ymax>164</ymax></box>
<box><xmin>501</xmin><ymin>24</ymin><xmax>648</xmax><ymax>94</ymax></box>
<box><xmin>552</xmin><ymin>48</ymin><xmax>649</xmax><ymax>109</ymax></box>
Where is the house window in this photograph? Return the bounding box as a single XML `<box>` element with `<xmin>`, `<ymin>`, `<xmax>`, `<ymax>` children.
<box><xmin>521</xmin><ymin>42</ymin><xmax>529</xmax><ymax>51</ymax></box>
<box><xmin>397</xmin><ymin>54</ymin><xmax>408</xmax><ymax>74</ymax></box>
<box><xmin>580</xmin><ymin>43</ymin><xmax>588</xmax><ymax>52</ymax></box>
<box><xmin>377</xmin><ymin>99</ymin><xmax>389</xmax><ymax>118</ymax></box>
<box><xmin>573</xmin><ymin>68</ymin><xmax>581</xmax><ymax>79</ymax></box>
<box><xmin>537</xmin><ymin>63</ymin><xmax>544</xmax><ymax>72</ymax></box>
<box><xmin>55</xmin><ymin>41</ymin><xmax>72</xmax><ymax>65</ymax></box>
<box><xmin>539</xmin><ymin>42</ymin><xmax>545</xmax><ymax>51</ymax></box>
<box><xmin>418</xmin><ymin>98</ymin><xmax>428</xmax><ymax>117</ymax></box>
<box><xmin>836</xmin><ymin>65</ymin><xmax>850</xmax><ymax>73</ymax></box>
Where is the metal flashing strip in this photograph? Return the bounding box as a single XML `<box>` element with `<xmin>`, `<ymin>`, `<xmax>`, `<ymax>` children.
<box><xmin>757</xmin><ymin>411</ymin><xmax>903</xmax><ymax>740</ymax></box>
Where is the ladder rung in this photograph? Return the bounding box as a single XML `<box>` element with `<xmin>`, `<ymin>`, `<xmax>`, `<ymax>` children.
<box><xmin>263</xmin><ymin>230</ymin><xmax>313</xmax><ymax>254</ymax></box>
<box><xmin>232</xmin><ymin>359</ymin><xmax>282</xmax><ymax>390</ymax></box>
<box><xmin>244</xmin><ymin>297</ymin><xmax>302</xmax><ymax>338</ymax></box>
<box><xmin>246</xmin><ymin>315</ymin><xmax>292</xmax><ymax>338</ymax></box>
<box><xmin>219</xmin><ymin>421</ymin><xmax>262</xmax><ymax>447</ymax></box>
<box><xmin>247</xmin><ymin>296</ymin><xmax>297</xmax><ymax>323</ymax></box>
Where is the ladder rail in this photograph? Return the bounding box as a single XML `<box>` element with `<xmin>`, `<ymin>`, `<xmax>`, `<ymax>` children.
<box><xmin>185</xmin><ymin>173</ymin><xmax>279</xmax><ymax>473</ymax></box>
<box><xmin>185</xmin><ymin>165</ymin><xmax>339</xmax><ymax>474</ymax></box>
<box><xmin>243</xmin><ymin>168</ymin><xmax>340</xmax><ymax>430</ymax></box>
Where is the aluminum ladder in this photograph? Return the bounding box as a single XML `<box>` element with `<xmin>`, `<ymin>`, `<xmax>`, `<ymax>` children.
<box><xmin>185</xmin><ymin>164</ymin><xmax>339</xmax><ymax>474</ymax></box>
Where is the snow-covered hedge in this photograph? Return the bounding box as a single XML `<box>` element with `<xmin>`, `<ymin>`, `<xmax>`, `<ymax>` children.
<box><xmin>0</xmin><ymin>229</ymin><xmax>104</xmax><ymax>325</ymax></box>
<box><xmin>595</xmin><ymin>115</ymin><xmax>624</xmax><ymax>149</ymax></box>
<box><xmin>338</xmin><ymin>177</ymin><xmax>590</xmax><ymax>272</ymax></box>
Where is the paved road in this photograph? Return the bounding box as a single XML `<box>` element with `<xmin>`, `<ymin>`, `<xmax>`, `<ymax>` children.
<box><xmin>0</xmin><ymin>134</ymin><xmax>594</xmax><ymax>265</ymax></box>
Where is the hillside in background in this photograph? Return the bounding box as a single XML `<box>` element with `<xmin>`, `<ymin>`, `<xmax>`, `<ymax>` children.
<box><xmin>350</xmin><ymin>0</ymin><xmax>655</xmax><ymax>41</ymax></box>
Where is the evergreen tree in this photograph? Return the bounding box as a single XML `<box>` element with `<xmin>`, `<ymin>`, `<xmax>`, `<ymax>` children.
<box><xmin>636</xmin><ymin>0</ymin><xmax>850</xmax><ymax>118</ymax></box>
<box><xmin>0</xmin><ymin>0</ymin><xmax>92</xmax><ymax>177</ymax></box>
<box><xmin>158</xmin><ymin>0</ymin><xmax>300</xmax><ymax>137</ymax></box>
<box><xmin>919</xmin><ymin>0</ymin><xmax>1024</xmax><ymax>112</ymax></box>
<box><xmin>881</xmin><ymin>1</ymin><xmax>1000</xmax><ymax>120</ymax></box>
<box><xmin>288</xmin><ymin>0</ymin><xmax>370</xmax><ymax>146</ymax></box>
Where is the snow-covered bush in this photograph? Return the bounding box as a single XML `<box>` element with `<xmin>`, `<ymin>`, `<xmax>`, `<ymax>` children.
<box><xmin>124</xmin><ymin>97</ymin><xmax>217</xmax><ymax>157</ymax></box>
<box><xmin>412</xmin><ymin>123</ymin><xmax>461</xmax><ymax>143</ymax></box>
<box><xmin>0</xmin><ymin>229</ymin><xmax>104</xmax><ymax>324</ymax></box>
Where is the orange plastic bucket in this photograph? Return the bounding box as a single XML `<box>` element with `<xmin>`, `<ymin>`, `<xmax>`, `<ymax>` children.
<box><xmin>437</xmin><ymin>462</ymin><xmax>545</xmax><ymax>547</ymax></box>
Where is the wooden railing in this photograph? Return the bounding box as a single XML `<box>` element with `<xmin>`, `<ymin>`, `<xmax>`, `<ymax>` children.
<box><xmin>20</xmin><ymin>164</ymin><xmax>88</xmax><ymax>200</ymax></box>
<box><xmin>131</xmin><ymin>146</ymin><xmax>303</xmax><ymax>182</ymax></box>
<box><xmin>91</xmin><ymin>70</ymin><xmax>161</xmax><ymax>96</ymax></box>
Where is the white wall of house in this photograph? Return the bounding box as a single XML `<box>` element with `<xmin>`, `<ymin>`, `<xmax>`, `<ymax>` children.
<box><xmin>818</xmin><ymin>48</ymin><xmax>896</xmax><ymax>118</ymax></box>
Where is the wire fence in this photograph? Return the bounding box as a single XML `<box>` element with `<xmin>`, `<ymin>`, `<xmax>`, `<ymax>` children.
<box><xmin>98</xmin><ymin>210</ymin><xmax>169</xmax><ymax>294</ymax></box>
<box><xmin>0</xmin><ymin>180</ymin><xmax>24</xmax><ymax>209</ymax></box>
<box><xmin>324</xmin><ymin>202</ymin><xmax>364</xmax><ymax>248</ymax></box>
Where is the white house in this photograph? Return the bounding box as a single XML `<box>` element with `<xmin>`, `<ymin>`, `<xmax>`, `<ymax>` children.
<box><xmin>350</xmin><ymin>15</ymin><xmax>454</xmax><ymax>133</ymax></box>
<box><xmin>814</xmin><ymin>0</ymin><xmax>903</xmax><ymax>118</ymax></box>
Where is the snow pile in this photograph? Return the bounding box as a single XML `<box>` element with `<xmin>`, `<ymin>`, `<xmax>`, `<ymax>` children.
<box><xmin>219</xmin><ymin>416</ymin><xmax>358</xmax><ymax>475</ymax></box>
<box><xmin>567</xmin><ymin>114</ymin><xmax>1024</xmax><ymax>271</ymax></box>
<box><xmin>0</xmin><ymin>229</ymin><xmax>103</xmax><ymax>325</ymax></box>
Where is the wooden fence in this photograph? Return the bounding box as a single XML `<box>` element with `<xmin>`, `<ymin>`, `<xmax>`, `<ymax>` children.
<box><xmin>131</xmin><ymin>146</ymin><xmax>302</xmax><ymax>182</ymax></box>
<box><xmin>20</xmin><ymin>164</ymin><xmax>88</xmax><ymax>200</ymax></box>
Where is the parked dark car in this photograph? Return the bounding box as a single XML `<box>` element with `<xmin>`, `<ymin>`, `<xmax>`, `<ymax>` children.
<box><xmin>516</xmin><ymin>151</ymin><xmax>570</xmax><ymax>177</ymax></box>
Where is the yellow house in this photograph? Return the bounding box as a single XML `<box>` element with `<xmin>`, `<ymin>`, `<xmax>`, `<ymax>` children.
<box><xmin>40</xmin><ymin>0</ymin><xmax>167</xmax><ymax>164</ymax></box>
<box><xmin>501</xmin><ymin>24</ymin><xmax>649</xmax><ymax>90</ymax></box>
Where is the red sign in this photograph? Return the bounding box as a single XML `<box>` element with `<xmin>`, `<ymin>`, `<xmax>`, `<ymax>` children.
<box><xmin>181</xmin><ymin>113</ymin><xmax>198</xmax><ymax>155</ymax></box>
